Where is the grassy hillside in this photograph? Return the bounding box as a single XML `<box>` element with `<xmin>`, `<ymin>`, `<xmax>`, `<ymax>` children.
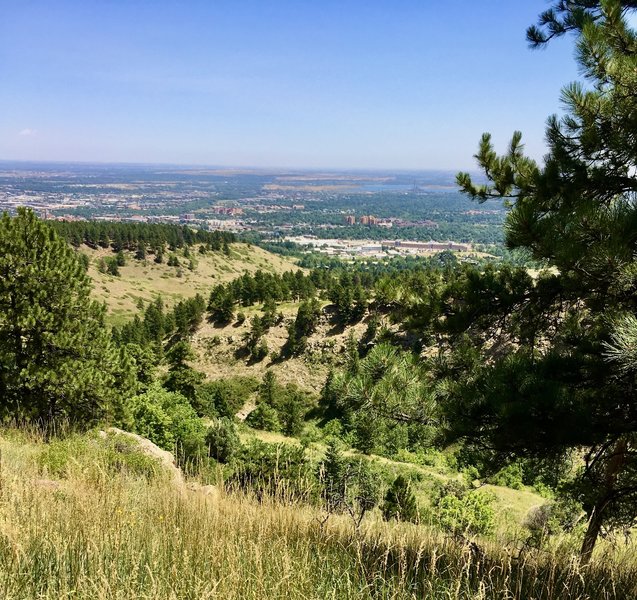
<box><xmin>192</xmin><ymin>304</ymin><xmax>371</xmax><ymax>392</ymax></box>
<box><xmin>239</xmin><ymin>425</ymin><xmax>545</xmax><ymax>541</ymax></box>
<box><xmin>0</xmin><ymin>428</ymin><xmax>634</xmax><ymax>600</ymax></box>
<box><xmin>81</xmin><ymin>243</ymin><xmax>300</xmax><ymax>325</ymax></box>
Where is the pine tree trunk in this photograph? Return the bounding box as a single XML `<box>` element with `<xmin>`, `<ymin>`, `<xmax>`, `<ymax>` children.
<box><xmin>580</xmin><ymin>503</ymin><xmax>606</xmax><ymax>567</ymax></box>
<box><xmin>579</xmin><ymin>438</ymin><xmax>627</xmax><ymax>566</ymax></box>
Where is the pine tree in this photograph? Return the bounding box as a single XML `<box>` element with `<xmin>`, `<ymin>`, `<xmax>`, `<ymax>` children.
<box><xmin>455</xmin><ymin>0</ymin><xmax>637</xmax><ymax>563</ymax></box>
<box><xmin>320</xmin><ymin>438</ymin><xmax>347</xmax><ymax>512</ymax></box>
<box><xmin>135</xmin><ymin>241</ymin><xmax>146</xmax><ymax>261</ymax></box>
<box><xmin>0</xmin><ymin>208</ymin><xmax>135</xmax><ymax>425</ymax></box>
<box><xmin>382</xmin><ymin>475</ymin><xmax>418</xmax><ymax>523</ymax></box>
<box><xmin>163</xmin><ymin>341</ymin><xmax>204</xmax><ymax>403</ymax></box>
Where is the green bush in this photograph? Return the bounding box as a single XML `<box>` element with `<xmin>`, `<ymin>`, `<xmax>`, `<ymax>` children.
<box><xmin>196</xmin><ymin>377</ymin><xmax>259</xmax><ymax>418</ymax></box>
<box><xmin>127</xmin><ymin>384</ymin><xmax>206</xmax><ymax>463</ymax></box>
<box><xmin>436</xmin><ymin>491</ymin><xmax>495</xmax><ymax>537</ymax></box>
<box><xmin>322</xmin><ymin>419</ymin><xmax>344</xmax><ymax>440</ymax></box>
<box><xmin>245</xmin><ymin>402</ymin><xmax>281</xmax><ymax>432</ymax></box>
<box><xmin>128</xmin><ymin>390</ymin><xmax>175</xmax><ymax>450</ymax></box>
<box><xmin>524</xmin><ymin>497</ymin><xmax>585</xmax><ymax>548</ymax></box>
<box><xmin>491</xmin><ymin>462</ymin><xmax>525</xmax><ymax>490</ymax></box>
<box><xmin>205</xmin><ymin>418</ymin><xmax>240</xmax><ymax>463</ymax></box>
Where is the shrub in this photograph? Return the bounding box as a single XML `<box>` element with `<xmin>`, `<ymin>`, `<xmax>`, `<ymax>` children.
<box><xmin>196</xmin><ymin>377</ymin><xmax>259</xmax><ymax>418</ymax></box>
<box><xmin>245</xmin><ymin>402</ymin><xmax>281</xmax><ymax>432</ymax></box>
<box><xmin>436</xmin><ymin>491</ymin><xmax>495</xmax><ymax>537</ymax></box>
<box><xmin>524</xmin><ymin>497</ymin><xmax>585</xmax><ymax>548</ymax></box>
<box><xmin>128</xmin><ymin>390</ymin><xmax>175</xmax><ymax>450</ymax></box>
<box><xmin>205</xmin><ymin>418</ymin><xmax>240</xmax><ymax>463</ymax></box>
<box><xmin>127</xmin><ymin>384</ymin><xmax>206</xmax><ymax>463</ymax></box>
<box><xmin>491</xmin><ymin>462</ymin><xmax>525</xmax><ymax>490</ymax></box>
<box><xmin>382</xmin><ymin>475</ymin><xmax>419</xmax><ymax>523</ymax></box>
<box><xmin>322</xmin><ymin>419</ymin><xmax>344</xmax><ymax>440</ymax></box>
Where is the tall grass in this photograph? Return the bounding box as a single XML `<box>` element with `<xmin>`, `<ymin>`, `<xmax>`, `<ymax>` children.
<box><xmin>0</xmin><ymin>429</ymin><xmax>635</xmax><ymax>599</ymax></box>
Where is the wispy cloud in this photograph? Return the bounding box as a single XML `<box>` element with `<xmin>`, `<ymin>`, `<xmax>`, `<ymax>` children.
<box><xmin>18</xmin><ymin>128</ymin><xmax>37</xmax><ymax>137</ymax></box>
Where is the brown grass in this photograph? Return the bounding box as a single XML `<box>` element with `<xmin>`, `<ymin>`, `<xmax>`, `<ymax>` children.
<box><xmin>0</xmin><ymin>428</ymin><xmax>635</xmax><ymax>599</ymax></box>
<box><xmin>81</xmin><ymin>244</ymin><xmax>300</xmax><ymax>326</ymax></box>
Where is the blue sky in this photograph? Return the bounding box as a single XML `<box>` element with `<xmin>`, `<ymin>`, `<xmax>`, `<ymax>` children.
<box><xmin>1</xmin><ymin>1</ymin><xmax>581</xmax><ymax>170</ymax></box>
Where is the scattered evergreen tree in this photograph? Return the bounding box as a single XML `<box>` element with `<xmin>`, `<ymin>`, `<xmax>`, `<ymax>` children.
<box><xmin>207</xmin><ymin>286</ymin><xmax>235</xmax><ymax>324</ymax></box>
<box><xmin>135</xmin><ymin>241</ymin><xmax>146</xmax><ymax>261</ymax></box>
<box><xmin>320</xmin><ymin>438</ymin><xmax>348</xmax><ymax>512</ymax></box>
<box><xmin>382</xmin><ymin>475</ymin><xmax>418</xmax><ymax>523</ymax></box>
<box><xmin>163</xmin><ymin>341</ymin><xmax>204</xmax><ymax>403</ymax></box>
<box><xmin>205</xmin><ymin>418</ymin><xmax>240</xmax><ymax>463</ymax></box>
<box><xmin>106</xmin><ymin>257</ymin><xmax>120</xmax><ymax>276</ymax></box>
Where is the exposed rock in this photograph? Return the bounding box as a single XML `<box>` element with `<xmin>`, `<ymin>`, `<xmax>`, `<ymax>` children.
<box><xmin>186</xmin><ymin>482</ymin><xmax>220</xmax><ymax>500</ymax></box>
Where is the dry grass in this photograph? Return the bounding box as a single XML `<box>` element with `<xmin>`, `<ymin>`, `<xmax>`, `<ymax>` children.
<box><xmin>193</xmin><ymin>309</ymin><xmax>370</xmax><ymax>394</ymax></box>
<box><xmin>82</xmin><ymin>244</ymin><xmax>300</xmax><ymax>326</ymax></box>
<box><xmin>0</xmin><ymin>429</ymin><xmax>635</xmax><ymax>599</ymax></box>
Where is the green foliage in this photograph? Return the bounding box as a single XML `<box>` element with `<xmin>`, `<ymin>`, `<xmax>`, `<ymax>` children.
<box><xmin>491</xmin><ymin>462</ymin><xmax>525</xmax><ymax>490</ymax></box>
<box><xmin>320</xmin><ymin>344</ymin><xmax>437</xmax><ymax>457</ymax></box>
<box><xmin>245</xmin><ymin>372</ymin><xmax>313</xmax><ymax>436</ymax></box>
<box><xmin>52</xmin><ymin>220</ymin><xmax>235</xmax><ymax>254</ymax></box>
<box><xmin>279</xmin><ymin>390</ymin><xmax>306</xmax><ymax>437</ymax></box>
<box><xmin>524</xmin><ymin>497</ymin><xmax>585</xmax><ymax>549</ymax></box>
<box><xmin>205</xmin><ymin>418</ymin><xmax>240</xmax><ymax>463</ymax></box>
<box><xmin>229</xmin><ymin>440</ymin><xmax>316</xmax><ymax>502</ymax></box>
<box><xmin>435</xmin><ymin>491</ymin><xmax>495</xmax><ymax>537</ymax></box>
<box><xmin>245</xmin><ymin>402</ymin><xmax>281</xmax><ymax>432</ymax></box>
<box><xmin>127</xmin><ymin>387</ymin><xmax>177</xmax><ymax>450</ymax></box>
<box><xmin>207</xmin><ymin>286</ymin><xmax>235</xmax><ymax>324</ymax></box>
<box><xmin>242</xmin><ymin>316</ymin><xmax>269</xmax><ymax>361</ymax></box>
<box><xmin>115</xmin><ymin>294</ymin><xmax>205</xmax><ymax>359</ymax></box>
<box><xmin>106</xmin><ymin>257</ymin><xmax>120</xmax><ymax>276</ymax></box>
<box><xmin>127</xmin><ymin>384</ymin><xmax>206</xmax><ymax>462</ymax></box>
<box><xmin>318</xmin><ymin>440</ymin><xmax>382</xmax><ymax>524</ymax></box>
<box><xmin>319</xmin><ymin>439</ymin><xmax>348</xmax><ymax>512</ymax></box>
<box><xmin>382</xmin><ymin>475</ymin><xmax>419</xmax><ymax>523</ymax></box>
<box><xmin>134</xmin><ymin>241</ymin><xmax>146</xmax><ymax>260</ymax></box>
<box><xmin>195</xmin><ymin>376</ymin><xmax>258</xmax><ymax>419</ymax></box>
<box><xmin>284</xmin><ymin>298</ymin><xmax>322</xmax><ymax>356</ymax></box>
<box><xmin>0</xmin><ymin>208</ymin><xmax>135</xmax><ymax>426</ymax></box>
<box><xmin>452</xmin><ymin>0</ymin><xmax>637</xmax><ymax>560</ymax></box>
<box><xmin>163</xmin><ymin>341</ymin><xmax>205</xmax><ymax>403</ymax></box>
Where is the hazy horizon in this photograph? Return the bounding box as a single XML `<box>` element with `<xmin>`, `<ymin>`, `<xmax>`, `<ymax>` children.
<box><xmin>2</xmin><ymin>1</ymin><xmax>580</xmax><ymax>170</ymax></box>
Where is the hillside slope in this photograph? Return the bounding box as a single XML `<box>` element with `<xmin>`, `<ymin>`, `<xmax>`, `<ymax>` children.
<box><xmin>192</xmin><ymin>306</ymin><xmax>371</xmax><ymax>393</ymax></box>
<box><xmin>81</xmin><ymin>243</ymin><xmax>300</xmax><ymax>325</ymax></box>
<box><xmin>0</xmin><ymin>429</ymin><xmax>632</xmax><ymax>600</ymax></box>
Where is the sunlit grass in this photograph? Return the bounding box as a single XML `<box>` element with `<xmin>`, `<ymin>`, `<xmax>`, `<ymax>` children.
<box><xmin>0</xmin><ymin>429</ymin><xmax>635</xmax><ymax>599</ymax></box>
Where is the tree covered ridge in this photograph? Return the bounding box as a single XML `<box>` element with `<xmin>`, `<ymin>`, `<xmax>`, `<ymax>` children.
<box><xmin>51</xmin><ymin>220</ymin><xmax>235</xmax><ymax>252</ymax></box>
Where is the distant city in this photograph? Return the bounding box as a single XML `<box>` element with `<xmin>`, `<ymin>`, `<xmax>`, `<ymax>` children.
<box><xmin>0</xmin><ymin>162</ymin><xmax>504</xmax><ymax>255</ymax></box>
